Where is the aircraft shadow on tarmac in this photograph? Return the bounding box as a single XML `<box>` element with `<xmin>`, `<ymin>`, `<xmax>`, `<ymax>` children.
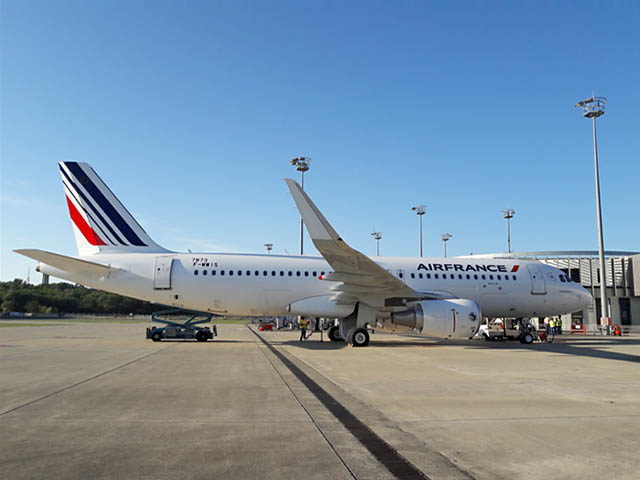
<box><xmin>266</xmin><ymin>333</ymin><xmax>640</xmax><ymax>364</ymax></box>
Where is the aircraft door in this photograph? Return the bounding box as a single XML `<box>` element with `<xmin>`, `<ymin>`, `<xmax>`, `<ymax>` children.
<box><xmin>527</xmin><ymin>265</ymin><xmax>546</xmax><ymax>295</ymax></box>
<box><xmin>154</xmin><ymin>257</ymin><xmax>174</xmax><ymax>289</ymax></box>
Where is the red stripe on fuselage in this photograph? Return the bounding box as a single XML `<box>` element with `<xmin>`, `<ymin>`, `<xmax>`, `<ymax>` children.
<box><xmin>66</xmin><ymin>195</ymin><xmax>106</xmax><ymax>246</ymax></box>
<box><xmin>511</xmin><ymin>265</ymin><xmax>520</xmax><ymax>272</ymax></box>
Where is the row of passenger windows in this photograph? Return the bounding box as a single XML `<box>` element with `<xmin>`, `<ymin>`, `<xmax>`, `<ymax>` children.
<box><xmin>406</xmin><ymin>272</ymin><xmax>517</xmax><ymax>281</ymax></box>
<box><xmin>193</xmin><ymin>269</ymin><xmax>517</xmax><ymax>282</ymax></box>
<box><xmin>194</xmin><ymin>269</ymin><xmax>326</xmax><ymax>277</ymax></box>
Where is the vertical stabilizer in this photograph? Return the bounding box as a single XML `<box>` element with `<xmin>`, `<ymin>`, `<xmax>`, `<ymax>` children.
<box><xmin>59</xmin><ymin>161</ymin><xmax>169</xmax><ymax>255</ymax></box>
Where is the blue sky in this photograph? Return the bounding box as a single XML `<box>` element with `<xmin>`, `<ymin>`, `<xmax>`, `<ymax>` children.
<box><xmin>1</xmin><ymin>1</ymin><xmax>639</xmax><ymax>282</ymax></box>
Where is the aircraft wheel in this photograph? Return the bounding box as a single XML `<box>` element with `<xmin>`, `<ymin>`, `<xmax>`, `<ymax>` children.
<box><xmin>348</xmin><ymin>328</ymin><xmax>369</xmax><ymax>347</ymax></box>
<box><xmin>151</xmin><ymin>331</ymin><xmax>162</xmax><ymax>342</ymax></box>
<box><xmin>195</xmin><ymin>331</ymin><xmax>208</xmax><ymax>342</ymax></box>
<box><xmin>328</xmin><ymin>326</ymin><xmax>343</xmax><ymax>342</ymax></box>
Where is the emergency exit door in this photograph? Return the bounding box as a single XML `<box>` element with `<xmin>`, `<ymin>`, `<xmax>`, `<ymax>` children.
<box><xmin>154</xmin><ymin>257</ymin><xmax>174</xmax><ymax>289</ymax></box>
<box><xmin>527</xmin><ymin>265</ymin><xmax>546</xmax><ymax>295</ymax></box>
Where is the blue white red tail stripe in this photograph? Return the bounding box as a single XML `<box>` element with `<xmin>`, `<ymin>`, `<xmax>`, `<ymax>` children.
<box><xmin>59</xmin><ymin>161</ymin><xmax>168</xmax><ymax>255</ymax></box>
<box><xmin>64</xmin><ymin>162</ymin><xmax>147</xmax><ymax>246</ymax></box>
<box><xmin>59</xmin><ymin>165</ymin><xmax>126</xmax><ymax>245</ymax></box>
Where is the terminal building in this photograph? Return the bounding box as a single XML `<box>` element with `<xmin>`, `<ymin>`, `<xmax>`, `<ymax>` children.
<box><xmin>477</xmin><ymin>251</ymin><xmax>640</xmax><ymax>331</ymax></box>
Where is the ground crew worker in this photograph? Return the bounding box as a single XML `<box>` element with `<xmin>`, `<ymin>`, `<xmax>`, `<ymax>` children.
<box><xmin>549</xmin><ymin>318</ymin><xmax>555</xmax><ymax>335</ymax></box>
<box><xmin>299</xmin><ymin>316</ymin><xmax>308</xmax><ymax>341</ymax></box>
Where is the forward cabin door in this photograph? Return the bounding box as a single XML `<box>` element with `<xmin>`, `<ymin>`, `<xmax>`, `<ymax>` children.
<box><xmin>154</xmin><ymin>257</ymin><xmax>174</xmax><ymax>289</ymax></box>
<box><xmin>527</xmin><ymin>264</ymin><xmax>546</xmax><ymax>295</ymax></box>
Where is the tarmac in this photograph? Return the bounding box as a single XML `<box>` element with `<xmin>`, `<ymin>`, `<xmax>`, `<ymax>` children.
<box><xmin>1</xmin><ymin>321</ymin><xmax>639</xmax><ymax>480</ymax></box>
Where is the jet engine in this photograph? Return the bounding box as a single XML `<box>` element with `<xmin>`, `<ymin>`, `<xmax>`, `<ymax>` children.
<box><xmin>383</xmin><ymin>299</ymin><xmax>481</xmax><ymax>339</ymax></box>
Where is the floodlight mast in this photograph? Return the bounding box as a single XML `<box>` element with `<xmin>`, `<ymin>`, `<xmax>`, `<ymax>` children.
<box><xmin>371</xmin><ymin>231</ymin><xmax>382</xmax><ymax>256</ymax></box>
<box><xmin>289</xmin><ymin>157</ymin><xmax>311</xmax><ymax>255</ymax></box>
<box><xmin>502</xmin><ymin>209</ymin><xmax>515</xmax><ymax>253</ymax></box>
<box><xmin>411</xmin><ymin>205</ymin><xmax>427</xmax><ymax>257</ymax></box>
<box><xmin>441</xmin><ymin>233</ymin><xmax>452</xmax><ymax>258</ymax></box>
<box><xmin>575</xmin><ymin>95</ymin><xmax>609</xmax><ymax>333</ymax></box>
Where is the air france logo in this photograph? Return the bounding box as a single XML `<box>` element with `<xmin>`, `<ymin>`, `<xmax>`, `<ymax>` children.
<box><xmin>417</xmin><ymin>263</ymin><xmax>520</xmax><ymax>273</ymax></box>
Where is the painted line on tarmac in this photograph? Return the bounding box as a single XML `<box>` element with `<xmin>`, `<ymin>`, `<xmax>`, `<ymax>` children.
<box><xmin>0</xmin><ymin>344</ymin><xmax>176</xmax><ymax>417</ymax></box>
<box><xmin>248</xmin><ymin>326</ymin><xmax>429</xmax><ymax>480</ymax></box>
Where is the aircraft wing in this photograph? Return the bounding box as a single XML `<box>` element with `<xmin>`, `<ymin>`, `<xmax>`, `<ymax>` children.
<box><xmin>14</xmin><ymin>249</ymin><xmax>121</xmax><ymax>275</ymax></box>
<box><xmin>285</xmin><ymin>179</ymin><xmax>449</xmax><ymax>307</ymax></box>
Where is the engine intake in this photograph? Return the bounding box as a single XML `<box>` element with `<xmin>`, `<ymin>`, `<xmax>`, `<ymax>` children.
<box><xmin>387</xmin><ymin>299</ymin><xmax>481</xmax><ymax>339</ymax></box>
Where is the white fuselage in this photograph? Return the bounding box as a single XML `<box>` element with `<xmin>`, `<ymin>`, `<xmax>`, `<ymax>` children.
<box><xmin>38</xmin><ymin>252</ymin><xmax>592</xmax><ymax>319</ymax></box>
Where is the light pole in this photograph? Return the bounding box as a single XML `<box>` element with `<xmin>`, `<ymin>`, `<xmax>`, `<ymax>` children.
<box><xmin>264</xmin><ymin>243</ymin><xmax>273</xmax><ymax>255</ymax></box>
<box><xmin>441</xmin><ymin>233</ymin><xmax>452</xmax><ymax>258</ymax></box>
<box><xmin>502</xmin><ymin>209</ymin><xmax>515</xmax><ymax>253</ymax></box>
<box><xmin>371</xmin><ymin>231</ymin><xmax>382</xmax><ymax>256</ymax></box>
<box><xmin>289</xmin><ymin>157</ymin><xmax>311</xmax><ymax>255</ymax></box>
<box><xmin>575</xmin><ymin>95</ymin><xmax>609</xmax><ymax>333</ymax></box>
<box><xmin>411</xmin><ymin>205</ymin><xmax>427</xmax><ymax>257</ymax></box>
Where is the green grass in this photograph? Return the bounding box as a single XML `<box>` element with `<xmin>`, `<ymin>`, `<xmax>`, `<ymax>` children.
<box><xmin>1</xmin><ymin>316</ymin><xmax>251</xmax><ymax>325</ymax></box>
<box><xmin>0</xmin><ymin>322</ymin><xmax>58</xmax><ymax>328</ymax></box>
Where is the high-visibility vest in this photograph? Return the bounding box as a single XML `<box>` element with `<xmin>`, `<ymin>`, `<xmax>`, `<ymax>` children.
<box><xmin>299</xmin><ymin>320</ymin><xmax>307</xmax><ymax>329</ymax></box>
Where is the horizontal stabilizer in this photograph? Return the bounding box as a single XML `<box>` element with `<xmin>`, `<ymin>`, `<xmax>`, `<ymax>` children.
<box><xmin>14</xmin><ymin>249</ymin><xmax>120</xmax><ymax>275</ymax></box>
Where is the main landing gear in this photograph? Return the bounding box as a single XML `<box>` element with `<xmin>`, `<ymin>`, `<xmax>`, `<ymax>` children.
<box><xmin>348</xmin><ymin>328</ymin><xmax>369</xmax><ymax>347</ymax></box>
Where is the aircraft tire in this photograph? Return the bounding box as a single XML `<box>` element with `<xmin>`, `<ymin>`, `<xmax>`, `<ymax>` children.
<box><xmin>328</xmin><ymin>326</ymin><xmax>343</xmax><ymax>342</ymax></box>
<box><xmin>349</xmin><ymin>328</ymin><xmax>369</xmax><ymax>347</ymax></box>
<box><xmin>151</xmin><ymin>331</ymin><xmax>162</xmax><ymax>342</ymax></box>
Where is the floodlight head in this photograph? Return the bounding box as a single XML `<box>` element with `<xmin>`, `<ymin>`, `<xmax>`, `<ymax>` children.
<box><xmin>371</xmin><ymin>231</ymin><xmax>382</xmax><ymax>240</ymax></box>
<box><xmin>502</xmin><ymin>208</ymin><xmax>515</xmax><ymax>219</ymax></box>
<box><xmin>441</xmin><ymin>233</ymin><xmax>452</xmax><ymax>242</ymax></box>
<box><xmin>575</xmin><ymin>96</ymin><xmax>606</xmax><ymax>119</ymax></box>
<box><xmin>411</xmin><ymin>205</ymin><xmax>427</xmax><ymax>215</ymax></box>
<box><xmin>290</xmin><ymin>156</ymin><xmax>311</xmax><ymax>172</ymax></box>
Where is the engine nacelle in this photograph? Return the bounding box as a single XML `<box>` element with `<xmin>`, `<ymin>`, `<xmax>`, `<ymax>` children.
<box><xmin>386</xmin><ymin>299</ymin><xmax>481</xmax><ymax>339</ymax></box>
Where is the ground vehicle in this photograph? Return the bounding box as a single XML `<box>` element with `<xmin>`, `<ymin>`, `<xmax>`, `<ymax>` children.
<box><xmin>146</xmin><ymin>309</ymin><xmax>217</xmax><ymax>342</ymax></box>
<box><xmin>258</xmin><ymin>321</ymin><xmax>273</xmax><ymax>331</ymax></box>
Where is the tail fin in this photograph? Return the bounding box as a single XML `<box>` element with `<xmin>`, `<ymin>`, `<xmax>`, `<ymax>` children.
<box><xmin>59</xmin><ymin>161</ymin><xmax>169</xmax><ymax>255</ymax></box>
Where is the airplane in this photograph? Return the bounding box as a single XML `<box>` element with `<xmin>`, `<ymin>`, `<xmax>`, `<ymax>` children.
<box><xmin>15</xmin><ymin>162</ymin><xmax>592</xmax><ymax>346</ymax></box>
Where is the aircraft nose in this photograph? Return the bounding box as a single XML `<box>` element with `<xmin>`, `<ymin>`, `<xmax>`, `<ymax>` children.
<box><xmin>576</xmin><ymin>286</ymin><xmax>593</xmax><ymax>309</ymax></box>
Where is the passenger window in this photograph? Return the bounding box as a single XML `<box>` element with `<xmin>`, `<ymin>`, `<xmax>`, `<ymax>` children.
<box><xmin>458</xmin><ymin>274</ymin><xmax>463</xmax><ymax>279</ymax></box>
<box><xmin>312</xmin><ymin>271</ymin><xmax>317</xmax><ymax>277</ymax></box>
<box><xmin>399</xmin><ymin>272</ymin><xmax>404</xmax><ymax>279</ymax></box>
<box><xmin>255</xmin><ymin>270</ymin><xmax>259</xmax><ymax>276</ymax></box>
<box><xmin>321</xmin><ymin>271</ymin><xmax>325</xmax><ymax>276</ymax></box>
<box><xmin>474</xmin><ymin>274</ymin><xmax>478</xmax><ymax>280</ymax></box>
<box><xmin>435</xmin><ymin>274</ymin><xmax>439</xmax><ymax>279</ymax></box>
<box><xmin>497</xmin><ymin>275</ymin><xmax>501</xmax><ymax>280</ymax></box>
<box><xmin>194</xmin><ymin>270</ymin><xmax>199</xmax><ymax>275</ymax></box>
<box><xmin>263</xmin><ymin>271</ymin><xmax>267</xmax><ymax>276</ymax></box>
<box><xmin>288</xmin><ymin>271</ymin><xmax>292</xmax><ymax>277</ymax></box>
<box><xmin>466</xmin><ymin>274</ymin><xmax>470</xmax><ymax>280</ymax></box>
<box><xmin>203</xmin><ymin>270</ymin><xmax>207</xmax><ymax>276</ymax></box>
<box><xmin>481</xmin><ymin>275</ymin><xmax>486</xmax><ymax>280</ymax></box>
<box><xmin>418</xmin><ymin>273</ymin><xmax>423</xmax><ymax>279</ymax></box>
<box><xmin>512</xmin><ymin>275</ymin><xmax>517</xmax><ymax>280</ymax></box>
<box><xmin>212</xmin><ymin>270</ymin><xmax>216</xmax><ymax>276</ymax></box>
<box><xmin>229</xmin><ymin>270</ymin><xmax>234</xmax><ymax>276</ymax></box>
<box><xmin>280</xmin><ymin>271</ymin><xmax>284</xmax><ymax>276</ymax></box>
<box><xmin>221</xmin><ymin>270</ymin><xmax>225</xmax><ymax>276</ymax></box>
<box><xmin>247</xmin><ymin>270</ymin><xmax>251</xmax><ymax>276</ymax></box>
<box><xmin>427</xmin><ymin>273</ymin><xmax>431</xmax><ymax>279</ymax></box>
<box><xmin>296</xmin><ymin>271</ymin><xmax>301</xmax><ymax>277</ymax></box>
<box><xmin>237</xmin><ymin>270</ymin><xmax>242</xmax><ymax>276</ymax></box>
<box><xmin>489</xmin><ymin>275</ymin><xmax>493</xmax><ymax>280</ymax></box>
<box><xmin>304</xmin><ymin>271</ymin><xmax>309</xmax><ymax>277</ymax></box>
<box><xmin>410</xmin><ymin>273</ymin><xmax>415</xmax><ymax>279</ymax></box>
<box><xmin>271</xmin><ymin>271</ymin><xmax>276</xmax><ymax>276</ymax></box>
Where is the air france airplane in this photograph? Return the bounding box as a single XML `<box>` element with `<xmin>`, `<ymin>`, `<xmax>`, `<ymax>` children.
<box><xmin>15</xmin><ymin>162</ymin><xmax>592</xmax><ymax>346</ymax></box>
